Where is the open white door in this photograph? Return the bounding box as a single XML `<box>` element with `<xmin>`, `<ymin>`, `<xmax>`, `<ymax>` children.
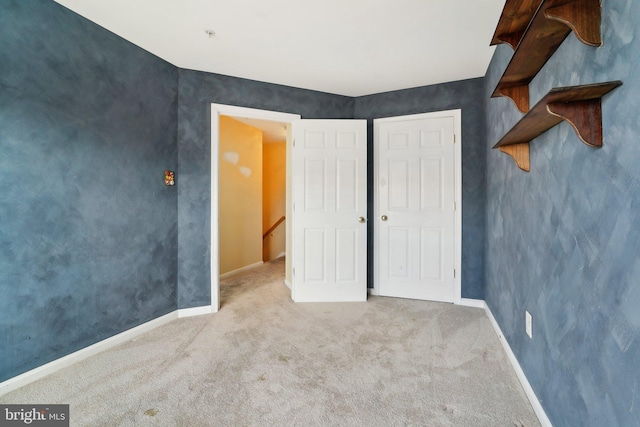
<box><xmin>375</xmin><ymin>111</ymin><xmax>461</xmax><ymax>303</ymax></box>
<box><xmin>291</xmin><ymin>120</ymin><xmax>367</xmax><ymax>302</ymax></box>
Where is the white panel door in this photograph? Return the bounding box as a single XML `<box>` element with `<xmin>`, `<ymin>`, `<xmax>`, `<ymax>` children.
<box><xmin>376</xmin><ymin>113</ymin><xmax>457</xmax><ymax>302</ymax></box>
<box><xmin>292</xmin><ymin>120</ymin><xmax>367</xmax><ymax>302</ymax></box>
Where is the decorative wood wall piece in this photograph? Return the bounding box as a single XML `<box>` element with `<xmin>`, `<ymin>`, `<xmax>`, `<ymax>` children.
<box><xmin>493</xmin><ymin>82</ymin><xmax>622</xmax><ymax>172</ymax></box>
<box><xmin>491</xmin><ymin>0</ymin><xmax>602</xmax><ymax>113</ymax></box>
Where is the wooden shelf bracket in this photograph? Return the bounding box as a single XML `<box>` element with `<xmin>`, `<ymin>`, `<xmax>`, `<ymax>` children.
<box><xmin>546</xmin><ymin>99</ymin><xmax>603</xmax><ymax>147</ymax></box>
<box><xmin>499</xmin><ymin>143</ymin><xmax>531</xmax><ymax>172</ymax></box>
<box><xmin>493</xmin><ymin>82</ymin><xmax>622</xmax><ymax>172</ymax></box>
<box><xmin>490</xmin><ymin>0</ymin><xmax>541</xmax><ymax>49</ymax></box>
<box><xmin>491</xmin><ymin>0</ymin><xmax>603</xmax><ymax>113</ymax></box>
<box><xmin>494</xmin><ymin>85</ymin><xmax>531</xmax><ymax>114</ymax></box>
<box><xmin>544</xmin><ymin>0</ymin><xmax>602</xmax><ymax>47</ymax></box>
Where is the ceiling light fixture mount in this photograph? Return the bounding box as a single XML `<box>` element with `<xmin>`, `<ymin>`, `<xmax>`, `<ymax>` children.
<box><xmin>205</xmin><ymin>29</ymin><xmax>216</xmax><ymax>38</ymax></box>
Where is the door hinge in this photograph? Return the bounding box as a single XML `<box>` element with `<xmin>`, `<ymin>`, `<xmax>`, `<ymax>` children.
<box><xmin>293</xmin><ymin>267</ymin><xmax>296</xmax><ymax>276</ymax></box>
<box><xmin>454</xmin><ymin>269</ymin><xmax>456</xmax><ymax>278</ymax></box>
<box><xmin>454</xmin><ymin>201</ymin><xmax>456</xmax><ymax>211</ymax></box>
<box><xmin>453</xmin><ymin>134</ymin><xmax>456</xmax><ymax>144</ymax></box>
<box><xmin>293</xmin><ymin>138</ymin><xmax>296</xmax><ymax>147</ymax></box>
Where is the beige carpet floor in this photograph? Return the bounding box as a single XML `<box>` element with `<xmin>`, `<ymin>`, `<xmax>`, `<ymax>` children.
<box><xmin>1</xmin><ymin>258</ymin><xmax>540</xmax><ymax>426</ymax></box>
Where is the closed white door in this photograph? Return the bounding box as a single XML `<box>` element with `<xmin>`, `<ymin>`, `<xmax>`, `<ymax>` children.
<box><xmin>291</xmin><ymin>120</ymin><xmax>367</xmax><ymax>302</ymax></box>
<box><xmin>375</xmin><ymin>112</ymin><xmax>459</xmax><ymax>302</ymax></box>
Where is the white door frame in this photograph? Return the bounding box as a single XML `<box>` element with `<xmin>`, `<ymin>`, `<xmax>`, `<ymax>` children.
<box><xmin>372</xmin><ymin>109</ymin><xmax>462</xmax><ymax>304</ymax></box>
<box><xmin>210</xmin><ymin>104</ymin><xmax>301</xmax><ymax>312</ymax></box>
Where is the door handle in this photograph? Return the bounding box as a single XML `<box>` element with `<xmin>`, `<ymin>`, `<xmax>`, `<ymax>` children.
<box><xmin>358</xmin><ymin>217</ymin><xmax>367</xmax><ymax>223</ymax></box>
<box><xmin>381</xmin><ymin>215</ymin><xmax>388</xmax><ymax>221</ymax></box>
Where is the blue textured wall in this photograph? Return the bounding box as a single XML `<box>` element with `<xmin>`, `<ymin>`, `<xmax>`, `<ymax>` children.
<box><xmin>354</xmin><ymin>79</ymin><xmax>487</xmax><ymax>299</ymax></box>
<box><xmin>484</xmin><ymin>0</ymin><xmax>640</xmax><ymax>425</ymax></box>
<box><xmin>177</xmin><ymin>70</ymin><xmax>354</xmax><ymax>308</ymax></box>
<box><xmin>0</xmin><ymin>1</ymin><xmax>178</xmax><ymax>382</ymax></box>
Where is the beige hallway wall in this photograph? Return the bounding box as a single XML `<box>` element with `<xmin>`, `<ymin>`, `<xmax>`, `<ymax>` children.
<box><xmin>219</xmin><ymin>116</ymin><xmax>263</xmax><ymax>275</ymax></box>
<box><xmin>262</xmin><ymin>141</ymin><xmax>286</xmax><ymax>261</ymax></box>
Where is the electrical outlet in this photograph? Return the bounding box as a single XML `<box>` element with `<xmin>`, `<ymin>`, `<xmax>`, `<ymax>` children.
<box><xmin>525</xmin><ymin>311</ymin><xmax>532</xmax><ymax>339</ymax></box>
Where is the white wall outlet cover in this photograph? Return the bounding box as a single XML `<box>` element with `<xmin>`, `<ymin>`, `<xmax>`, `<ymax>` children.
<box><xmin>526</xmin><ymin>310</ymin><xmax>533</xmax><ymax>339</ymax></box>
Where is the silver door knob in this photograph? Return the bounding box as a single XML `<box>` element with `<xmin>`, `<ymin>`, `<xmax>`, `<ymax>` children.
<box><xmin>381</xmin><ymin>215</ymin><xmax>388</xmax><ymax>221</ymax></box>
<box><xmin>358</xmin><ymin>217</ymin><xmax>366</xmax><ymax>223</ymax></box>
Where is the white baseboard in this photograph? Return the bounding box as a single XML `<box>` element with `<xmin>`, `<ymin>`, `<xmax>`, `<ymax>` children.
<box><xmin>459</xmin><ymin>298</ymin><xmax>485</xmax><ymax>309</ymax></box>
<box><xmin>483</xmin><ymin>303</ymin><xmax>553</xmax><ymax>427</ymax></box>
<box><xmin>0</xmin><ymin>304</ymin><xmax>218</xmax><ymax>396</ymax></box>
<box><xmin>284</xmin><ymin>279</ymin><xmax>292</xmax><ymax>289</ymax></box>
<box><xmin>0</xmin><ymin>292</ymin><xmax>552</xmax><ymax>427</ymax></box>
<box><xmin>219</xmin><ymin>261</ymin><xmax>264</xmax><ymax>279</ymax></box>
<box><xmin>0</xmin><ymin>311</ymin><xmax>178</xmax><ymax>396</ymax></box>
<box><xmin>178</xmin><ymin>305</ymin><xmax>213</xmax><ymax>318</ymax></box>
<box><xmin>276</xmin><ymin>252</ymin><xmax>286</xmax><ymax>259</ymax></box>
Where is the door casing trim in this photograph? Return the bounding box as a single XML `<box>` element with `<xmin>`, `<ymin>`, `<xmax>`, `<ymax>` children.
<box><xmin>210</xmin><ymin>104</ymin><xmax>300</xmax><ymax>311</ymax></box>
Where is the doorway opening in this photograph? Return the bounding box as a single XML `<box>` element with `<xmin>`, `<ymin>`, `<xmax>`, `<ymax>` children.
<box><xmin>210</xmin><ymin>104</ymin><xmax>300</xmax><ymax>311</ymax></box>
<box><xmin>218</xmin><ymin>115</ymin><xmax>287</xmax><ymax>278</ymax></box>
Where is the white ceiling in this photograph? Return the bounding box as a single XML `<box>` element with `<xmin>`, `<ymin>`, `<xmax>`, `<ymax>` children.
<box><xmin>54</xmin><ymin>0</ymin><xmax>505</xmax><ymax>97</ymax></box>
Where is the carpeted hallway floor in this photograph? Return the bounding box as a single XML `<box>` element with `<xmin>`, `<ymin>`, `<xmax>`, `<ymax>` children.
<box><xmin>1</xmin><ymin>257</ymin><xmax>540</xmax><ymax>426</ymax></box>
